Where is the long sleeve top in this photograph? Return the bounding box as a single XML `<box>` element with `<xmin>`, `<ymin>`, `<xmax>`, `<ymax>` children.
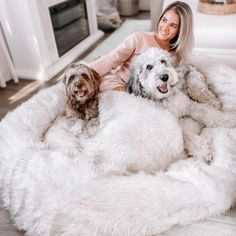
<box><xmin>89</xmin><ymin>31</ymin><xmax>165</xmax><ymax>91</ymax></box>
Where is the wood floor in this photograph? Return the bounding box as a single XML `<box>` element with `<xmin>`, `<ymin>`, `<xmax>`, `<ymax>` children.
<box><xmin>0</xmin><ymin>77</ymin><xmax>58</xmax><ymax>120</ymax></box>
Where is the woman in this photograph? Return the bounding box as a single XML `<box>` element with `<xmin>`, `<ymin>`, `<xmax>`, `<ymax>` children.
<box><xmin>89</xmin><ymin>1</ymin><xmax>193</xmax><ymax>92</ymax></box>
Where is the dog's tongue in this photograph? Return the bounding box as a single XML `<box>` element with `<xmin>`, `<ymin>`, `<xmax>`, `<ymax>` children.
<box><xmin>78</xmin><ymin>90</ymin><xmax>85</xmax><ymax>97</ymax></box>
<box><xmin>160</xmin><ymin>83</ymin><xmax>168</xmax><ymax>92</ymax></box>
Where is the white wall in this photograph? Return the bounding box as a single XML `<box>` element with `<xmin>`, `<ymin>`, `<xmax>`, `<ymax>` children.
<box><xmin>150</xmin><ymin>0</ymin><xmax>163</xmax><ymax>31</ymax></box>
<box><xmin>0</xmin><ymin>21</ymin><xmax>18</xmax><ymax>87</ymax></box>
<box><xmin>0</xmin><ymin>45</ymin><xmax>11</xmax><ymax>87</ymax></box>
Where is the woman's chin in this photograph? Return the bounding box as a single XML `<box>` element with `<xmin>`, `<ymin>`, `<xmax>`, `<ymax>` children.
<box><xmin>157</xmin><ymin>34</ymin><xmax>170</xmax><ymax>42</ymax></box>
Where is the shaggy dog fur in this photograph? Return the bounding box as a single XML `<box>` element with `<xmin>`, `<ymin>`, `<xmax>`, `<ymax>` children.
<box><xmin>63</xmin><ymin>63</ymin><xmax>100</xmax><ymax>120</ymax></box>
<box><xmin>126</xmin><ymin>47</ymin><xmax>236</xmax><ymax>160</ymax></box>
<box><xmin>182</xmin><ymin>65</ymin><xmax>222</xmax><ymax>109</ymax></box>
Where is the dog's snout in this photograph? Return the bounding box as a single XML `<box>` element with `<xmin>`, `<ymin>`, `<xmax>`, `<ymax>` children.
<box><xmin>160</xmin><ymin>74</ymin><xmax>169</xmax><ymax>82</ymax></box>
<box><xmin>77</xmin><ymin>83</ymin><xmax>83</xmax><ymax>90</ymax></box>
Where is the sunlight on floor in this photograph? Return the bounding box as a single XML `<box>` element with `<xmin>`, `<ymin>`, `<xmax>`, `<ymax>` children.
<box><xmin>8</xmin><ymin>75</ymin><xmax>63</xmax><ymax>105</ymax></box>
<box><xmin>8</xmin><ymin>80</ymin><xmax>45</xmax><ymax>104</ymax></box>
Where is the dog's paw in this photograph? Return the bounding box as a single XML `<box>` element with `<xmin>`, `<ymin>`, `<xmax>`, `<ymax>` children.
<box><xmin>181</xmin><ymin>64</ymin><xmax>196</xmax><ymax>76</ymax></box>
<box><xmin>198</xmin><ymin>138</ymin><xmax>214</xmax><ymax>165</ymax></box>
<box><xmin>207</xmin><ymin>97</ymin><xmax>222</xmax><ymax>110</ymax></box>
<box><xmin>176</xmin><ymin>63</ymin><xmax>193</xmax><ymax>80</ymax></box>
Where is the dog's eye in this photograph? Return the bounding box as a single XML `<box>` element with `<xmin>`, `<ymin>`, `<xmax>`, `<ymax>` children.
<box><xmin>160</xmin><ymin>59</ymin><xmax>167</xmax><ymax>65</ymax></box>
<box><xmin>146</xmin><ymin>64</ymin><xmax>153</xmax><ymax>70</ymax></box>
<box><xmin>67</xmin><ymin>75</ymin><xmax>75</xmax><ymax>84</ymax></box>
<box><xmin>81</xmin><ymin>73</ymin><xmax>88</xmax><ymax>78</ymax></box>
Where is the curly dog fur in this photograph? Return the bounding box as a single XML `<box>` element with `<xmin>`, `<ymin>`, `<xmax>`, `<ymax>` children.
<box><xmin>63</xmin><ymin>63</ymin><xmax>100</xmax><ymax>120</ymax></box>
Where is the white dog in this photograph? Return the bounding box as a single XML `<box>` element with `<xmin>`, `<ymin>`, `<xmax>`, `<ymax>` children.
<box><xmin>80</xmin><ymin>48</ymin><xmax>236</xmax><ymax>175</ymax></box>
<box><xmin>126</xmin><ymin>47</ymin><xmax>236</xmax><ymax>160</ymax></box>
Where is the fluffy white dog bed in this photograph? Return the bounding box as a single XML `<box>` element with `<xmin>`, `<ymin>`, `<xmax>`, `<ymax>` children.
<box><xmin>0</xmin><ymin>56</ymin><xmax>236</xmax><ymax>236</ymax></box>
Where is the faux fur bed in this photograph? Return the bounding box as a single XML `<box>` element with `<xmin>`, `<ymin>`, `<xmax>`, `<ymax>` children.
<box><xmin>0</xmin><ymin>55</ymin><xmax>236</xmax><ymax>236</ymax></box>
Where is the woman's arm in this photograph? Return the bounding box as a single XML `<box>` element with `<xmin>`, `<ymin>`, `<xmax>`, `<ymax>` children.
<box><xmin>88</xmin><ymin>32</ymin><xmax>138</xmax><ymax>76</ymax></box>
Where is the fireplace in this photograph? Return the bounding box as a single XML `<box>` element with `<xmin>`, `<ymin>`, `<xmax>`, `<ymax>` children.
<box><xmin>49</xmin><ymin>0</ymin><xmax>90</xmax><ymax>56</ymax></box>
<box><xmin>0</xmin><ymin>0</ymin><xmax>104</xmax><ymax>81</ymax></box>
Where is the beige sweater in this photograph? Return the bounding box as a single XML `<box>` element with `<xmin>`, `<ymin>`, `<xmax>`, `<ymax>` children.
<box><xmin>89</xmin><ymin>31</ymin><xmax>164</xmax><ymax>91</ymax></box>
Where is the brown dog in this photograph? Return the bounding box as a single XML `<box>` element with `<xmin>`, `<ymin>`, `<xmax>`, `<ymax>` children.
<box><xmin>63</xmin><ymin>63</ymin><xmax>100</xmax><ymax>120</ymax></box>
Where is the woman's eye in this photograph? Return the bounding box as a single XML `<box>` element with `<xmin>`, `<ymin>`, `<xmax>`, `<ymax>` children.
<box><xmin>162</xmin><ymin>17</ymin><xmax>167</xmax><ymax>23</ymax></box>
<box><xmin>160</xmin><ymin>60</ymin><xmax>167</xmax><ymax>65</ymax></box>
<box><xmin>171</xmin><ymin>24</ymin><xmax>177</xmax><ymax>29</ymax></box>
<box><xmin>146</xmin><ymin>64</ymin><xmax>153</xmax><ymax>70</ymax></box>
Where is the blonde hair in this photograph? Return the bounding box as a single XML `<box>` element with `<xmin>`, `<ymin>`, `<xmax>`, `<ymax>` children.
<box><xmin>157</xmin><ymin>1</ymin><xmax>194</xmax><ymax>62</ymax></box>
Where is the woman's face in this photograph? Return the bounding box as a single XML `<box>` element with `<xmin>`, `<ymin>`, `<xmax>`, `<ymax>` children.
<box><xmin>157</xmin><ymin>10</ymin><xmax>180</xmax><ymax>42</ymax></box>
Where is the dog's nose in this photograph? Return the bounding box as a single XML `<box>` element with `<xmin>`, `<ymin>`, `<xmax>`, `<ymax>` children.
<box><xmin>77</xmin><ymin>84</ymin><xmax>83</xmax><ymax>89</ymax></box>
<box><xmin>160</xmin><ymin>74</ymin><xmax>169</xmax><ymax>82</ymax></box>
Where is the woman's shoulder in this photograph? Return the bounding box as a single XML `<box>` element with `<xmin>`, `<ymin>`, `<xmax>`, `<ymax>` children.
<box><xmin>129</xmin><ymin>31</ymin><xmax>154</xmax><ymax>39</ymax></box>
<box><xmin>125</xmin><ymin>31</ymin><xmax>155</xmax><ymax>46</ymax></box>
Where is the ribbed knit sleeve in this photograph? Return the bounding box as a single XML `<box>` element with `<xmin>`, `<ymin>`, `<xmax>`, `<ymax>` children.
<box><xmin>88</xmin><ymin>32</ymin><xmax>138</xmax><ymax>76</ymax></box>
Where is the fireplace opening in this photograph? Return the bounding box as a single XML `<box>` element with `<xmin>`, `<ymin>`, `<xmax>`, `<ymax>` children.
<box><xmin>49</xmin><ymin>0</ymin><xmax>90</xmax><ymax>57</ymax></box>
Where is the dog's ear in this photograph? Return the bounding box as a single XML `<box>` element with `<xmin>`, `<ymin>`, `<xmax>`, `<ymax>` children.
<box><xmin>63</xmin><ymin>73</ymin><xmax>68</xmax><ymax>85</ymax></box>
<box><xmin>90</xmin><ymin>68</ymin><xmax>101</xmax><ymax>83</ymax></box>
<box><xmin>86</xmin><ymin>66</ymin><xmax>101</xmax><ymax>91</ymax></box>
<box><xmin>126</xmin><ymin>67</ymin><xmax>136</xmax><ymax>94</ymax></box>
<box><xmin>63</xmin><ymin>63</ymin><xmax>78</xmax><ymax>85</ymax></box>
<box><xmin>126</xmin><ymin>66</ymin><xmax>143</xmax><ymax>96</ymax></box>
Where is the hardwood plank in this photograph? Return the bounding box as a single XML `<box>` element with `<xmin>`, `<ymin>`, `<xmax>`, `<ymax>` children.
<box><xmin>0</xmin><ymin>210</ymin><xmax>24</xmax><ymax>236</ymax></box>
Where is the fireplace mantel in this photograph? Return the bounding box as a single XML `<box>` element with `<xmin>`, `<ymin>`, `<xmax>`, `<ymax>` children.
<box><xmin>0</xmin><ymin>0</ymin><xmax>104</xmax><ymax>81</ymax></box>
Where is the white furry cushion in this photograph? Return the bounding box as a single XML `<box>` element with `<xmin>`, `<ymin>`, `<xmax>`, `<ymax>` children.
<box><xmin>0</xmin><ymin>57</ymin><xmax>236</xmax><ymax>236</ymax></box>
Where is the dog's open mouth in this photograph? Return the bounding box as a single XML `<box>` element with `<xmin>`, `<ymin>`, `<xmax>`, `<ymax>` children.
<box><xmin>157</xmin><ymin>83</ymin><xmax>168</xmax><ymax>94</ymax></box>
<box><xmin>77</xmin><ymin>89</ymin><xmax>86</xmax><ymax>98</ymax></box>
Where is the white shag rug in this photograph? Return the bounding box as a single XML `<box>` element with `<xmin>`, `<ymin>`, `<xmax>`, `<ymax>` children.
<box><xmin>0</xmin><ymin>55</ymin><xmax>236</xmax><ymax>236</ymax></box>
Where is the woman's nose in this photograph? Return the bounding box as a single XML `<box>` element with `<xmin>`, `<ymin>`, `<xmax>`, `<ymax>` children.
<box><xmin>162</xmin><ymin>24</ymin><xmax>169</xmax><ymax>31</ymax></box>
